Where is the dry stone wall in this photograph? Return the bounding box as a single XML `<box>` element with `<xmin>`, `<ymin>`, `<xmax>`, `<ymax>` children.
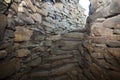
<box><xmin>86</xmin><ymin>0</ymin><xmax>120</xmax><ymax>80</ymax></box>
<box><xmin>0</xmin><ymin>0</ymin><xmax>87</xmax><ymax>80</ymax></box>
<box><xmin>0</xmin><ymin>0</ymin><xmax>120</xmax><ymax>80</ymax></box>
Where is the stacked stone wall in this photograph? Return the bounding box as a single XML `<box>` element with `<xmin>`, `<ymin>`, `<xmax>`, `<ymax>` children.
<box><xmin>0</xmin><ymin>0</ymin><xmax>120</xmax><ymax>80</ymax></box>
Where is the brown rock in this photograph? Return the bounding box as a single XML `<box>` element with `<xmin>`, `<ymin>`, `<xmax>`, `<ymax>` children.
<box><xmin>109</xmin><ymin>71</ymin><xmax>120</xmax><ymax>80</ymax></box>
<box><xmin>90</xmin><ymin>36</ymin><xmax>107</xmax><ymax>44</ymax></box>
<box><xmin>16</xmin><ymin>49</ymin><xmax>31</xmax><ymax>57</ymax></box>
<box><xmin>61</xmin><ymin>41</ymin><xmax>81</xmax><ymax>50</ymax></box>
<box><xmin>103</xmin><ymin>15</ymin><xmax>120</xmax><ymax>29</ymax></box>
<box><xmin>46</xmin><ymin>35</ymin><xmax>61</xmax><ymax>41</ymax></box>
<box><xmin>89</xmin><ymin>63</ymin><xmax>105</xmax><ymax>80</ymax></box>
<box><xmin>0</xmin><ymin>58</ymin><xmax>20</xmax><ymax>79</ymax></box>
<box><xmin>14</xmin><ymin>27</ymin><xmax>33</xmax><ymax>42</ymax></box>
<box><xmin>106</xmin><ymin>35</ymin><xmax>120</xmax><ymax>41</ymax></box>
<box><xmin>107</xmin><ymin>48</ymin><xmax>120</xmax><ymax>57</ymax></box>
<box><xmin>0</xmin><ymin>50</ymin><xmax>7</xmax><ymax>59</ymax></box>
<box><xmin>116</xmin><ymin>24</ymin><xmax>120</xmax><ymax>29</ymax></box>
<box><xmin>91</xmin><ymin>26</ymin><xmax>113</xmax><ymax>37</ymax></box>
<box><xmin>62</xmin><ymin>32</ymin><xmax>85</xmax><ymax>40</ymax></box>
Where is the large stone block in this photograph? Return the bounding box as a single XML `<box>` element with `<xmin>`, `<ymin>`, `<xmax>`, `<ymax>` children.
<box><xmin>91</xmin><ymin>27</ymin><xmax>113</xmax><ymax>36</ymax></box>
<box><xmin>103</xmin><ymin>15</ymin><xmax>120</xmax><ymax>29</ymax></box>
<box><xmin>89</xmin><ymin>0</ymin><xmax>120</xmax><ymax>21</ymax></box>
<box><xmin>14</xmin><ymin>27</ymin><xmax>33</xmax><ymax>42</ymax></box>
<box><xmin>16</xmin><ymin>49</ymin><xmax>31</xmax><ymax>57</ymax></box>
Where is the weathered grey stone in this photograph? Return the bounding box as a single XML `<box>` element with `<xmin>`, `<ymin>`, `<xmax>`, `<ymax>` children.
<box><xmin>89</xmin><ymin>0</ymin><xmax>120</xmax><ymax>21</ymax></box>
<box><xmin>31</xmin><ymin>13</ymin><xmax>42</xmax><ymax>23</ymax></box>
<box><xmin>4</xmin><ymin>30</ymin><xmax>14</xmax><ymax>38</ymax></box>
<box><xmin>113</xmin><ymin>29</ymin><xmax>120</xmax><ymax>35</ymax></box>
<box><xmin>7</xmin><ymin>17</ymin><xmax>15</xmax><ymax>31</ymax></box>
<box><xmin>18</xmin><ymin>13</ymin><xmax>35</xmax><ymax>25</ymax></box>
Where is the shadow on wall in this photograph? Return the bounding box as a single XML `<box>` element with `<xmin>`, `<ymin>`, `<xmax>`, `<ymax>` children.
<box><xmin>79</xmin><ymin>0</ymin><xmax>90</xmax><ymax>16</ymax></box>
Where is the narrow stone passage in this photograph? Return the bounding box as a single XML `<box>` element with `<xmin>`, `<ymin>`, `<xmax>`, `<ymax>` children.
<box><xmin>0</xmin><ymin>0</ymin><xmax>120</xmax><ymax>80</ymax></box>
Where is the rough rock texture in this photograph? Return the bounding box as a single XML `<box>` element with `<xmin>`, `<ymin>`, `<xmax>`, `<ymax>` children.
<box><xmin>89</xmin><ymin>0</ymin><xmax>120</xmax><ymax>22</ymax></box>
<box><xmin>0</xmin><ymin>0</ymin><xmax>86</xmax><ymax>80</ymax></box>
<box><xmin>86</xmin><ymin>0</ymin><xmax>120</xmax><ymax>80</ymax></box>
<box><xmin>0</xmin><ymin>0</ymin><xmax>120</xmax><ymax>80</ymax></box>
